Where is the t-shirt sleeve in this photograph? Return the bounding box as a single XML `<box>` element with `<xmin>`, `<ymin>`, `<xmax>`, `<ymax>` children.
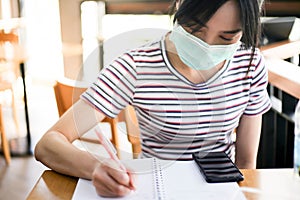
<box><xmin>244</xmin><ymin>50</ymin><xmax>272</xmax><ymax>116</ymax></box>
<box><xmin>80</xmin><ymin>53</ymin><xmax>137</xmax><ymax>118</ymax></box>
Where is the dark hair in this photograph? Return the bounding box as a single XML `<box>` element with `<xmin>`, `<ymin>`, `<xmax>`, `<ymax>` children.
<box><xmin>169</xmin><ymin>0</ymin><xmax>262</xmax><ymax>65</ymax></box>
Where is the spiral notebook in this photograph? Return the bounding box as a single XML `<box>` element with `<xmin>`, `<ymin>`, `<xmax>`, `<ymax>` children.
<box><xmin>72</xmin><ymin>158</ymin><xmax>246</xmax><ymax>200</ymax></box>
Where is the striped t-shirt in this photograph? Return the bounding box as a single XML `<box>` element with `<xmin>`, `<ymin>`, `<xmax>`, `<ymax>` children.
<box><xmin>81</xmin><ymin>37</ymin><xmax>271</xmax><ymax>160</ymax></box>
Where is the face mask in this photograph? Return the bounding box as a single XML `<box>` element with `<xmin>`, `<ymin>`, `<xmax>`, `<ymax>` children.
<box><xmin>169</xmin><ymin>24</ymin><xmax>241</xmax><ymax>70</ymax></box>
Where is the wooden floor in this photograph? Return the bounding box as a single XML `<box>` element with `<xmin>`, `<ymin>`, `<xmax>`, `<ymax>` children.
<box><xmin>0</xmin><ymin>156</ymin><xmax>47</xmax><ymax>199</ymax></box>
<box><xmin>0</xmin><ymin>81</ymin><xmax>58</xmax><ymax>200</ymax></box>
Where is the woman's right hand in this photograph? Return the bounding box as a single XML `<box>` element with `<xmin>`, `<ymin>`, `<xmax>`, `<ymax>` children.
<box><xmin>92</xmin><ymin>159</ymin><xmax>135</xmax><ymax>197</ymax></box>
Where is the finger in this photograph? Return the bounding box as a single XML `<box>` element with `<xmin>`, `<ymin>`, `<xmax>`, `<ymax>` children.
<box><xmin>126</xmin><ymin>168</ymin><xmax>136</xmax><ymax>190</ymax></box>
<box><xmin>93</xmin><ymin>179</ymin><xmax>114</xmax><ymax>197</ymax></box>
<box><xmin>93</xmin><ymin>169</ymin><xmax>131</xmax><ymax>197</ymax></box>
<box><xmin>100</xmin><ymin>159</ymin><xmax>132</xmax><ymax>187</ymax></box>
<box><xmin>92</xmin><ymin>164</ymin><xmax>113</xmax><ymax>195</ymax></box>
<box><xmin>93</xmin><ymin>161</ymin><xmax>132</xmax><ymax>197</ymax></box>
<box><xmin>104</xmin><ymin>161</ymin><xmax>131</xmax><ymax>187</ymax></box>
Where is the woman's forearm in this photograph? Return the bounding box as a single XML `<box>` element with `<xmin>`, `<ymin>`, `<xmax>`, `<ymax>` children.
<box><xmin>235</xmin><ymin>115</ymin><xmax>262</xmax><ymax>169</ymax></box>
<box><xmin>34</xmin><ymin>131</ymin><xmax>100</xmax><ymax>179</ymax></box>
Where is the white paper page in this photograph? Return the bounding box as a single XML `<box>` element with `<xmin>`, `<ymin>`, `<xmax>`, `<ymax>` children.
<box><xmin>72</xmin><ymin>159</ymin><xmax>157</xmax><ymax>200</ymax></box>
<box><xmin>73</xmin><ymin>174</ymin><xmax>156</xmax><ymax>200</ymax></box>
<box><xmin>72</xmin><ymin>159</ymin><xmax>246</xmax><ymax>200</ymax></box>
<box><xmin>162</xmin><ymin>161</ymin><xmax>246</xmax><ymax>200</ymax></box>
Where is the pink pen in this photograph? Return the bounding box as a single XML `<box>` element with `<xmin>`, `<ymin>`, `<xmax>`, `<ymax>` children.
<box><xmin>94</xmin><ymin>128</ymin><xmax>135</xmax><ymax>190</ymax></box>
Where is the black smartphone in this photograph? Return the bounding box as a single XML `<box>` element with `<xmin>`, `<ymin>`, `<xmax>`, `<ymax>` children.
<box><xmin>192</xmin><ymin>151</ymin><xmax>244</xmax><ymax>183</ymax></box>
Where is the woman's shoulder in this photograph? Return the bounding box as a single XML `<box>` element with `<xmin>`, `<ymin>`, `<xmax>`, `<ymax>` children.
<box><xmin>235</xmin><ymin>43</ymin><xmax>262</xmax><ymax>56</ymax></box>
<box><xmin>127</xmin><ymin>37</ymin><xmax>164</xmax><ymax>55</ymax></box>
<box><xmin>232</xmin><ymin>44</ymin><xmax>264</xmax><ymax>64</ymax></box>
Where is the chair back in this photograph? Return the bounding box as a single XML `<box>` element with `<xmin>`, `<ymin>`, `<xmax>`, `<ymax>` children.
<box><xmin>0</xmin><ymin>30</ymin><xmax>20</xmax><ymax>84</ymax></box>
<box><xmin>53</xmin><ymin>79</ymin><xmax>88</xmax><ymax>117</ymax></box>
<box><xmin>0</xmin><ymin>30</ymin><xmax>22</xmax><ymax>140</ymax></box>
<box><xmin>53</xmin><ymin>78</ymin><xmax>141</xmax><ymax>158</ymax></box>
<box><xmin>0</xmin><ymin>31</ymin><xmax>18</xmax><ymax>43</ymax></box>
<box><xmin>53</xmin><ymin>78</ymin><xmax>120</xmax><ymax>148</ymax></box>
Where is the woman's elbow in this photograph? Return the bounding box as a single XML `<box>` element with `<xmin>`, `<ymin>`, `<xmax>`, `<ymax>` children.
<box><xmin>236</xmin><ymin>156</ymin><xmax>257</xmax><ymax>169</ymax></box>
<box><xmin>34</xmin><ymin>135</ymin><xmax>48</xmax><ymax>163</ymax></box>
<box><xmin>34</xmin><ymin>131</ymin><xmax>61</xmax><ymax>164</ymax></box>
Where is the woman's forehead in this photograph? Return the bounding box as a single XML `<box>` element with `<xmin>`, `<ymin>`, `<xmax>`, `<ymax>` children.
<box><xmin>204</xmin><ymin>1</ymin><xmax>242</xmax><ymax>31</ymax></box>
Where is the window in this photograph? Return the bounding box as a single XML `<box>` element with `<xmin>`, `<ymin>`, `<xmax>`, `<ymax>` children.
<box><xmin>80</xmin><ymin>1</ymin><xmax>173</xmax><ymax>81</ymax></box>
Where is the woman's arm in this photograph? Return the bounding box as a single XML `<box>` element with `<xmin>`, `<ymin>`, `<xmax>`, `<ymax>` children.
<box><xmin>35</xmin><ymin>99</ymin><xmax>134</xmax><ymax>197</ymax></box>
<box><xmin>235</xmin><ymin>114</ymin><xmax>262</xmax><ymax>169</ymax></box>
<box><xmin>34</xmin><ymin>99</ymin><xmax>106</xmax><ymax>179</ymax></box>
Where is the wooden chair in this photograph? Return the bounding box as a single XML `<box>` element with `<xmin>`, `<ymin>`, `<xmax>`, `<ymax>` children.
<box><xmin>53</xmin><ymin>78</ymin><xmax>141</xmax><ymax>158</ymax></box>
<box><xmin>123</xmin><ymin>106</ymin><xmax>141</xmax><ymax>159</ymax></box>
<box><xmin>0</xmin><ymin>104</ymin><xmax>11</xmax><ymax>164</ymax></box>
<box><xmin>0</xmin><ymin>62</ymin><xmax>19</xmax><ymax>133</ymax></box>
<box><xmin>0</xmin><ymin>30</ymin><xmax>22</xmax><ymax>164</ymax></box>
<box><xmin>0</xmin><ymin>30</ymin><xmax>21</xmax><ymax>129</ymax></box>
<box><xmin>0</xmin><ymin>31</ymin><xmax>18</xmax><ymax>44</ymax></box>
<box><xmin>53</xmin><ymin>78</ymin><xmax>118</xmax><ymax>146</ymax></box>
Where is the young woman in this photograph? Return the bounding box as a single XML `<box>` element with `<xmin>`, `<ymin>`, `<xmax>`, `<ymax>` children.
<box><xmin>35</xmin><ymin>0</ymin><xmax>270</xmax><ymax>197</ymax></box>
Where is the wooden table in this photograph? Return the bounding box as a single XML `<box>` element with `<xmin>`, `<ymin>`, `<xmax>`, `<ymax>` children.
<box><xmin>239</xmin><ymin>169</ymin><xmax>300</xmax><ymax>200</ymax></box>
<box><xmin>260</xmin><ymin>40</ymin><xmax>300</xmax><ymax>99</ymax></box>
<box><xmin>27</xmin><ymin>168</ymin><xmax>300</xmax><ymax>200</ymax></box>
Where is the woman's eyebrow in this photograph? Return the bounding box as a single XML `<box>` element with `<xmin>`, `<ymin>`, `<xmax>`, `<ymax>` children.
<box><xmin>222</xmin><ymin>29</ymin><xmax>242</xmax><ymax>34</ymax></box>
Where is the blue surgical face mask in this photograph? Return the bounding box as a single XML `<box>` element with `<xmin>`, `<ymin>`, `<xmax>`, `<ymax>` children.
<box><xmin>169</xmin><ymin>24</ymin><xmax>241</xmax><ymax>70</ymax></box>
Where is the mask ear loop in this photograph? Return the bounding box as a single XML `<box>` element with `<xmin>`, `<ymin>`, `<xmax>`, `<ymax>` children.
<box><xmin>258</xmin><ymin>0</ymin><xmax>264</xmax><ymax>11</ymax></box>
<box><xmin>175</xmin><ymin>0</ymin><xmax>182</xmax><ymax>10</ymax></box>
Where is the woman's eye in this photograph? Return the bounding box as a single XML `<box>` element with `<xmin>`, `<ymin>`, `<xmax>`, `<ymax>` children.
<box><xmin>220</xmin><ymin>36</ymin><xmax>233</xmax><ymax>41</ymax></box>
